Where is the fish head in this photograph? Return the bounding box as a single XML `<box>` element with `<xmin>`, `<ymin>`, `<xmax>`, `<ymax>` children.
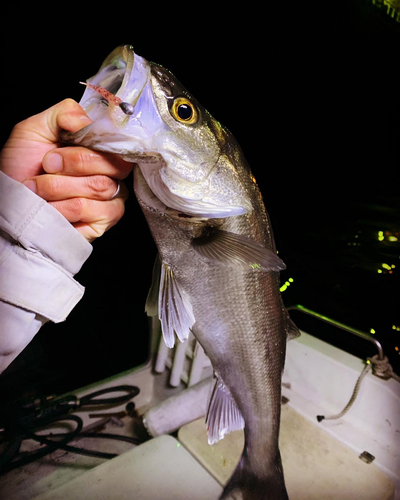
<box><xmin>61</xmin><ymin>45</ymin><xmax>252</xmax><ymax>218</ymax></box>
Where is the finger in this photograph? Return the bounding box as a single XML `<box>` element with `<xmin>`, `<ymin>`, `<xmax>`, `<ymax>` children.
<box><xmin>11</xmin><ymin>99</ymin><xmax>93</xmax><ymax>145</ymax></box>
<box><xmin>23</xmin><ymin>174</ymin><xmax>125</xmax><ymax>202</ymax></box>
<box><xmin>0</xmin><ymin>99</ymin><xmax>93</xmax><ymax>182</ymax></box>
<box><xmin>42</xmin><ymin>146</ymin><xmax>132</xmax><ymax>180</ymax></box>
<box><xmin>49</xmin><ymin>197</ymin><xmax>126</xmax><ymax>242</ymax></box>
<box><xmin>72</xmin><ymin>219</ymin><xmax>121</xmax><ymax>243</ymax></box>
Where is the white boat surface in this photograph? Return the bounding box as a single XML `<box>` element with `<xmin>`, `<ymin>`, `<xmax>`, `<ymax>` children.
<box><xmin>0</xmin><ymin>313</ymin><xmax>399</xmax><ymax>500</ymax></box>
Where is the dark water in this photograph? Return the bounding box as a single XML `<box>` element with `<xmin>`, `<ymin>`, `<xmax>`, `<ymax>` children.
<box><xmin>0</xmin><ymin>0</ymin><xmax>399</xmax><ymax>408</ymax></box>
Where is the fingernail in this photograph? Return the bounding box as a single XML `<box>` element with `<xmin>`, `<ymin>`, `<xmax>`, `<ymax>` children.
<box><xmin>79</xmin><ymin>114</ymin><xmax>93</xmax><ymax>126</ymax></box>
<box><xmin>44</xmin><ymin>153</ymin><xmax>63</xmax><ymax>173</ymax></box>
<box><xmin>22</xmin><ymin>179</ymin><xmax>37</xmax><ymax>194</ymax></box>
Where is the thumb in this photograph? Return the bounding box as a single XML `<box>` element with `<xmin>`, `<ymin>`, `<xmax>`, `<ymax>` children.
<box><xmin>0</xmin><ymin>99</ymin><xmax>92</xmax><ymax>182</ymax></box>
<box><xmin>21</xmin><ymin>98</ymin><xmax>93</xmax><ymax>144</ymax></box>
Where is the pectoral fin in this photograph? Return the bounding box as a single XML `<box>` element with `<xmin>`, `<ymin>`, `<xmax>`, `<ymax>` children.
<box><xmin>206</xmin><ymin>375</ymin><xmax>245</xmax><ymax>445</ymax></box>
<box><xmin>158</xmin><ymin>263</ymin><xmax>195</xmax><ymax>348</ymax></box>
<box><xmin>192</xmin><ymin>229</ymin><xmax>286</xmax><ymax>271</ymax></box>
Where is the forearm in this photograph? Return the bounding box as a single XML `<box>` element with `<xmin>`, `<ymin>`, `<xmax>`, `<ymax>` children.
<box><xmin>0</xmin><ymin>171</ymin><xmax>92</xmax><ymax>373</ymax></box>
<box><xmin>0</xmin><ymin>302</ymin><xmax>46</xmax><ymax>373</ymax></box>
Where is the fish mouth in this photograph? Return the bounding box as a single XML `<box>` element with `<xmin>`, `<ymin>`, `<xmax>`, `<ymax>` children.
<box><xmin>60</xmin><ymin>45</ymin><xmax>163</xmax><ymax>163</ymax></box>
<box><xmin>61</xmin><ymin>45</ymin><xmax>253</xmax><ymax>220</ymax></box>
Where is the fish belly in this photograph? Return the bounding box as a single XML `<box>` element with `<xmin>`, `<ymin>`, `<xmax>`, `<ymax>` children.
<box><xmin>179</xmin><ymin>260</ymin><xmax>288</xmax><ymax>499</ymax></box>
<box><xmin>137</xmin><ymin>187</ymin><xmax>288</xmax><ymax>498</ymax></box>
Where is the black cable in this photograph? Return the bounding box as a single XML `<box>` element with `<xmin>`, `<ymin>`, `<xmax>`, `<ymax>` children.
<box><xmin>0</xmin><ymin>384</ymin><xmax>141</xmax><ymax>475</ymax></box>
<box><xmin>78</xmin><ymin>385</ymin><xmax>140</xmax><ymax>407</ymax></box>
<box><xmin>0</xmin><ymin>414</ymin><xmax>83</xmax><ymax>473</ymax></box>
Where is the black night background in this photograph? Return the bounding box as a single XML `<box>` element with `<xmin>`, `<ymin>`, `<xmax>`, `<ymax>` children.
<box><xmin>1</xmin><ymin>1</ymin><xmax>399</xmax><ymax>405</ymax></box>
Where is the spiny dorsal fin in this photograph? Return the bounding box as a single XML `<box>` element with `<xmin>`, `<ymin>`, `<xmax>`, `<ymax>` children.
<box><xmin>191</xmin><ymin>229</ymin><xmax>286</xmax><ymax>272</ymax></box>
<box><xmin>206</xmin><ymin>375</ymin><xmax>245</xmax><ymax>445</ymax></box>
<box><xmin>158</xmin><ymin>262</ymin><xmax>195</xmax><ymax>348</ymax></box>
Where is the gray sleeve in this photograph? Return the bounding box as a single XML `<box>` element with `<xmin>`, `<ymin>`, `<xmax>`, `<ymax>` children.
<box><xmin>0</xmin><ymin>171</ymin><xmax>93</xmax><ymax>372</ymax></box>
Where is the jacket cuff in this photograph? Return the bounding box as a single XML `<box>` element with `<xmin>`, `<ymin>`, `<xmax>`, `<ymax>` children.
<box><xmin>0</xmin><ymin>171</ymin><xmax>92</xmax><ymax>274</ymax></box>
<box><xmin>0</xmin><ymin>171</ymin><xmax>93</xmax><ymax>322</ymax></box>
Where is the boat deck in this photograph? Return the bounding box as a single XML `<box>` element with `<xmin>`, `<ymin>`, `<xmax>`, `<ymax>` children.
<box><xmin>7</xmin><ymin>404</ymin><xmax>394</xmax><ymax>500</ymax></box>
<box><xmin>0</xmin><ymin>331</ymin><xmax>398</xmax><ymax>499</ymax></box>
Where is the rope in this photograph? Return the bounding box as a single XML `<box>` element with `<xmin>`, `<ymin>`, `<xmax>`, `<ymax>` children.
<box><xmin>368</xmin><ymin>354</ymin><xmax>400</xmax><ymax>383</ymax></box>
<box><xmin>317</xmin><ymin>355</ymin><xmax>399</xmax><ymax>422</ymax></box>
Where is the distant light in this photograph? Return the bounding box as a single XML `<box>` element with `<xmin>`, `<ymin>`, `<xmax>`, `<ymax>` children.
<box><xmin>395</xmin><ymin>346</ymin><xmax>399</xmax><ymax>351</ymax></box>
<box><xmin>382</xmin><ymin>263</ymin><xmax>391</xmax><ymax>270</ymax></box>
<box><xmin>377</xmin><ymin>269</ymin><xmax>383</xmax><ymax>273</ymax></box>
<box><xmin>377</xmin><ymin>231</ymin><xmax>399</xmax><ymax>243</ymax></box>
<box><xmin>280</xmin><ymin>277</ymin><xmax>294</xmax><ymax>293</ymax></box>
<box><xmin>370</xmin><ymin>328</ymin><xmax>376</xmax><ymax>334</ymax></box>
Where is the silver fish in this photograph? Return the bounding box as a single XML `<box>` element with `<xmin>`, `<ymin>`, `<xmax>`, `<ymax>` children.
<box><xmin>62</xmin><ymin>45</ymin><xmax>299</xmax><ymax>500</ymax></box>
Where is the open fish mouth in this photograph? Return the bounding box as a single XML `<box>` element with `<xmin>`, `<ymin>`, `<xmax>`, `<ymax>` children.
<box><xmin>61</xmin><ymin>45</ymin><xmax>253</xmax><ymax>219</ymax></box>
<box><xmin>61</xmin><ymin>45</ymin><xmax>163</xmax><ymax>163</ymax></box>
<box><xmin>80</xmin><ymin>45</ymin><xmax>138</xmax><ymax>122</ymax></box>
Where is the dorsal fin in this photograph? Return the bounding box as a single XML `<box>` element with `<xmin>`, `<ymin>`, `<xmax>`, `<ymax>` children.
<box><xmin>191</xmin><ymin>228</ymin><xmax>286</xmax><ymax>272</ymax></box>
<box><xmin>206</xmin><ymin>375</ymin><xmax>245</xmax><ymax>445</ymax></box>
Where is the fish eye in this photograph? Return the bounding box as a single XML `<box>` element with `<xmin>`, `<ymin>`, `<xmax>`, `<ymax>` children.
<box><xmin>177</xmin><ymin>103</ymin><xmax>192</xmax><ymax>120</ymax></box>
<box><xmin>171</xmin><ymin>97</ymin><xmax>198</xmax><ymax>124</ymax></box>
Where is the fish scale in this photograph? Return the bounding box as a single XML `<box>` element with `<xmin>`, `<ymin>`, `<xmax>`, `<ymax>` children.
<box><xmin>136</xmin><ymin>183</ymin><xmax>288</xmax><ymax>499</ymax></box>
<box><xmin>62</xmin><ymin>45</ymin><xmax>296</xmax><ymax>500</ymax></box>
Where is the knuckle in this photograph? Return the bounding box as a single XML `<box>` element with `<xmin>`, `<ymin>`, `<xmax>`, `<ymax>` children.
<box><xmin>44</xmin><ymin>175</ymin><xmax>63</xmax><ymax>198</ymax></box>
<box><xmin>111</xmin><ymin>199</ymin><xmax>126</xmax><ymax>225</ymax></box>
<box><xmin>87</xmin><ymin>175</ymin><xmax>114</xmax><ymax>196</ymax></box>
<box><xmin>61</xmin><ymin>97</ymin><xmax>78</xmax><ymax>108</ymax></box>
<box><xmin>67</xmin><ymin>149</ymin><xmax>99</xmax><ymax>175</ymax></box>
<box><xmin>11</xmin><ymin>122</ymin><xmax>23</xmax><ymax>135</ymax></box>
<box><xmin>94</xmin><ymin>226</ymin><xmax>107</xmax><ymax>238</ymax></box>
<box><xmin>66</xmin><ymin>197</ymin><xmax>84</xmax><ymax>218</ymax></box>
<box><xmin>58</xmin><ymin>98</ymin><xmax>81</xmax><ymax>115</ymax></box>
<box><xmin>11</xmin><ymin>121</ymin><xmax>30</xmax><ymax>139</ymax></box>
<box><xmin>71</xmin><ymin>150</ymin><xmax>87</xmax><ymax>170</ymax></box>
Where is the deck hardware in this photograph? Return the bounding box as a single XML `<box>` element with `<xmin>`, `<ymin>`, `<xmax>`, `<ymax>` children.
<box><xmin>286</xmin><ymin>305</ymin><xmax>384</xmax><ymax>360</ymax></box>
<box><xmin>287</xmin><ymin>305</ymin><xmax>400</xmax><ymax>422</ymax></box>
<box><xmin>359</xmin><ymin>451</ymin><xmax>375</xmax><ymax>464</ymax></box>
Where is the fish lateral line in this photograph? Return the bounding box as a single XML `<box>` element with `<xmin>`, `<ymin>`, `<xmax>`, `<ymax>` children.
<box><xmin>79</xmin><ymin>82</ymin><xmax>135</xmax><ymax>115</ymax></box>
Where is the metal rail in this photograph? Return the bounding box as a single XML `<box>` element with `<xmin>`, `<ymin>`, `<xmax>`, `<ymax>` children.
<box><xmin>286</xmin><ymin>304</ymin><xmax>384</xmax><ymax>360</ymax></box>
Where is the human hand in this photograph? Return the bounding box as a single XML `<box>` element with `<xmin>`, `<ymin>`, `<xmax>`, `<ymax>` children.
<box><xmin>0</xmin><ymin>99</ymin><xmax>131</xmax><ymax>242</ymax></box>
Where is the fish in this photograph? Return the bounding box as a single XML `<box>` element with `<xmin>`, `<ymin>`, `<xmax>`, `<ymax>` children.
<box><xmin>61</xmin><ymin>45</ymin><xmax>299</xmax><ymax>500</ymax></box>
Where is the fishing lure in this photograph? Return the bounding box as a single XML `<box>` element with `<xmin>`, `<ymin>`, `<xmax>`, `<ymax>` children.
<box><xmin>79</xmin><ymin>82</ymin><xmax>134</xmax><ymax>115</ymax></box>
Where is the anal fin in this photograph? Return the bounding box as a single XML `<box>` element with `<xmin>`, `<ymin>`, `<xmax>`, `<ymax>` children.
<box><xmin>206</xmin><ymin>375</ymin><xmax>245</xmax><ymax>445</ymax></box>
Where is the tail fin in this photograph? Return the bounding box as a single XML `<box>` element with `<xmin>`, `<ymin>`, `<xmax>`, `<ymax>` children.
<box><xmin>220</xmin><ymin>451</ymin><xmax>288</xmax><ymax>500</ymax></box>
